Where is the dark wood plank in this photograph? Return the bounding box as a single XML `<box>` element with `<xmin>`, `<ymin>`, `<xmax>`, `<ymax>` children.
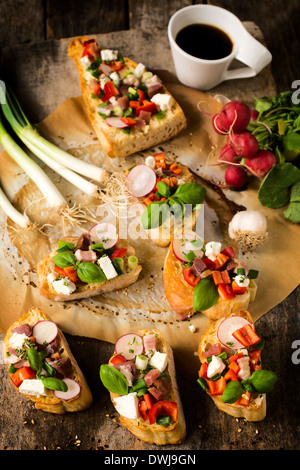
<box><xmin>129</xmin><ymin>0</ymin><xmax>194</xmax><ymax>29</ymax></box>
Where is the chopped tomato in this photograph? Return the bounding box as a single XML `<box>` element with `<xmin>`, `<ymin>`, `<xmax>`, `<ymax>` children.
<box><xmin>54</xmin><ymin>266</ymin><xmax>65</xmax><ymax>276</ymax></box>
<box><xmin>182</xmin><ymin>267</ymin><xmax>200</xmax><ymax>287</ymax></box>
<box><xmin>199</xmin><ymin>362</ymin><xmax>209</xmax><ymax>380</ymax></box>
<box><xmin>144</xmin><ymin>393</ymin><xmax>152</xmax><ymax>410</ymax></box>
<box><xmin>63</xmin><ymin>266</ymin><xmax>79</xmax><ymax>283</ymax></box>
<box><xmin>236</xmin><ymin>390</ymin><xmax>251</xmax><ymax>407</ymax></box>
<box><xmin>110</xmin><ymin>248</ymin><xmax>128</xmax><ymax>260</ymax></box>
<box><xmin>10</xmin><ymin>366</ymin><xmax>36</xmax><ymax>388</ymax></box>
<box><xmin>207</xmin><ymin>376</ymin><xmax>226</xmax><ymax>396</ymax></box>
<box><xmin>102</xmin><ymin>81</ymin><xmax>120</xmax><ymax>101</ymax></box>
<box><xmin>220</xmin><ymin>246</ymin><xmax>235</xmax><ymax>258</ymax></box>
<box><xmin>202</xmin><ymin>258</ymin><xmax>216</xmax><ymax>270</ymax></box>
<box><xmin>214</xmin><ymin>253</ymin><xmax>230</xmax><ymax>270</ymax></box>
<box><xmin>136</xmin><ymin>101</ymin><xmax>158</xmax><ymax>117</ymax></box>
<box><xmin>228</xmin><ymin>352</ymin><xmax>244</xmax><ymax>363</ymax></box>
<box><xmin>228</xmin><ymin>361</ymin><xmax>240</xmax><ymax>374</ymax></box>
<box><xmin>148</xmin><ymin>400</ymin><xmax>178</xmax><ymax>425</ymax></box>
<box><xmin>248</xmin><ymin>349</ymin><xmax>262</xmax><ymax>365</ymax></box>
<box><xmin>232</xmin><ymin>324</ymin><xmax>261</xmax><ymax>347</ymax></box>
<box><xmin>110</xmin><ymin>354</ymin><xmax>126</xmax><ymax>365</ymax></box>
<box><xmin>110</xmin><ymin>61</ymin><xmax>124</xmax><ymax>72</ymax></box>
<box><xmin>121</xmin><ymin>117</ymin><xmax>138</xmax><ymax>126</ymax></box>
<box><xmin>139</xmin><ymin>399</ymin><xmax>149</xmax><ymax>421</ymax></box>
<box><xmin>224</xmin><ymin>369</ymin><xmax>239</xmax><ymax>381</ymax></box>
<box><xmin>218</xmin><ymin>283</ymin><xmax>236</xmax><ymax>300</ymax></box>
<box><xmin>231</xmin><ymin>280</ymin><xmax>247</xmax><ymax>295</ymax></box>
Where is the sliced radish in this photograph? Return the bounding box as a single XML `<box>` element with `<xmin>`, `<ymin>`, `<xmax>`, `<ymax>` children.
<box><xmin>114</xmin><ymin>333</ymin><xmax>144</xmax><ymax>360</ymax></box>
<box><xmin>32</xmin><ymin>321</ymin><xmax>58</xmax><ymax>346</ymax></box>
<box><xmin>217</xmin><ymin>316</ymin><xmax>252</xmax><ymax>350</ymax></box>
<box><xmin>53</xmin><ymin>378</ymin><xmax>81</xmax><ymax>400</ymax></box>
<box><xmin>172</xmin><ymin>231</ymin><xmax>204</xmax><ymax>263</ymax></box>
<box><xmin>125</xmin><ymin>164</ymin><xmax>157</xmax><ymax>198</ymax></box>
<box><xmin>89</xmin><ymin>222</ymin><xmax>119</xmax><ymax>249</ymax></box>
<box><xmin>105</xmin><ymin>117</ymin><xmax>129</xmax><ymax>128</ymax></box>
<box><xmin>100</xmin><ymin>63</ymin><xmax>113</xmax><ymax>75</ymax></box>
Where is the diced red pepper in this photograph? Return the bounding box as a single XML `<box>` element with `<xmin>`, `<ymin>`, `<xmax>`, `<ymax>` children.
<box><xmin>121</xmin><ymin>117</ymin><xmax>138</xmax><ymax>127</ymax></box>
<box><xmin>231</xmin><ymin>280</ymin><xmax>247</xmax><ymax>295</ymax></box>
<box><xmin>212</xmin><ymin>270</ymin><xmax>231</xmax><ymax>285</ymax></box>
<box><xmin>92</xmin><ymin>82</ymin><xmax>101</xmax><ymax>97</ymax></box>
<box><xmin>207</xmin><ymin>376</ymin><xmax>226</xmax><ymax>396</ymax></box>
<box><xmin>214</xmin><ymin>253</ymin><xmax>230</xmax><ymax>270</ymax></box>
<box><xmin>144</xmin><ymin>393</ymin><xmax>152</xmax><ymax>410</ymax></box>
<box><xmin>202</xmin><ymin>258</ymin><xmax>216</xmax><ymax>270</ymax></box>
<box><xmin>136</xmin><ymin>101</ymin><xmax>158</xmax><ymax>117</ymax></box>
<box><xmin>110</xmin><ymin>248</ymin><xmax>128</xmax><ymax>260</ymax></box>
<box><xmin>139</xmin><ymin>399</ymin><xmax>149</xmax><ymax>421</ymax></box>
<box><xmin>102</xmin><ymin>81</ymin><xmax>120</xmax><ymax>101</ymax></box>
<box><xmin>228</xmin><ymin>352</ymin><xmax>244</xmax><ymax>363</ymax></box>
<box><xmin>110</xmin><ymin>354</ymin><xmax>126</xmax><ymax>365</ymax></box>
<box><xmin>235</xmin><ymin>390</ymin><xmax>251</xmax><ymax>407</ymax></box>
<box><xmin>182</xmin><ymin>267</ymin><xmax>200</xmax><ymax>288</ymax></box>
<box><xmin>232</xmin><ymin>324</ymin><xmax>261</xmax><ymax>347</ymax></box>
<box><xmin>137</xmin><ymin>88</ymin><xmax>145</xmax><ymax>102</ymax></box>
<box><xmin>220</xmin><ymin>246</ymin><xmax>235</xmax><ymax>258</ymax></box>
<box><xmin>82</xmin><ymin>39</ymin><xmax>97</xmax><ymax>59</ymax></box>
<box><xmin>129</xmin><ymin>100</ymin><xmax>140</xmax><ymax>109</ymax></box>
<box><xmin>249</xmin><ymin>349</ymin><xmax>262</xmax><ymax>365</ymax></box>
<box><xmin>54</xmin><ymin>266</ymin><xmax>65</xmax><ymax>276</ymax></box>
<box><xmin>10</xmin><ymin>366</ymin><xmax>36</xmax><ymax>388</ymax></box>
<box><xmin>63</xmin><ymin>266</ymin><xmax>80</xmax><ymax>283</ymax></box>
<box><xmin>228</xmin><ymin>361</ymin><xmax>240</xmax><ymax>374</ymax></box>
<box><xmin>148</xmin><ymin>401</ymin><xmax>178</xmax><ymax>425</ymax></box>
<box><xmin>110</xmin><ymin>61</ymin><xmax>124</xmax><ymax>72</ymax></box>
<box><xmin>218</xmin><ymin>283</ymin><xmax>236</xmax><ymax>300</ymax></box>
<box><xmin>224</xmin><ymin>369</ymin><xmax>239</xmax><ymax>381</ymax></box>
<box><xmin>199</xmin><ymin>362</ymin><xmax>209</xmax><ymax>380</ymax></box>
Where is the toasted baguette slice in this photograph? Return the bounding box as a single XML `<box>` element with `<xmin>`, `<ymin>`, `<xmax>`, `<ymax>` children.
<box><xmin>3</xmin><ymin>307</ymin><xmax>93</xmax><ymax>414</ymax></box>
<box><xmin>68</xmin><ymin>36</ymin><xmax>187</xmax><ymax>158</ymax></box>
<box><xmin>108</xmin><ymin>329</ymin><xmax>186</xmax><ymax>445</ymax></box>
<box><xmin>37</xmin><ymin>237</ymin><xmax>142</xmax><ymax>301</ymax></box>
<box><xmin>163</xmin><ymin>243</ymin><xmax>257</xmax><ymax>320</ymax></box>
<box><xmin>198</xmin><ymin>310</ymin><xmax>266</xmax><ymax>421</ymax></box>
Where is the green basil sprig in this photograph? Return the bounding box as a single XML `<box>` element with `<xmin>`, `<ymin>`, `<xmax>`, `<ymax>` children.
<box><xmin>77</xmin><ymin>262</ymin><xmax>106</xmax><ymax>284</ymax></box>
<box><xmin>53</xmin><ymin>251</ymin><xmax>76</xmax><ymax>268</ymax></box>
<box><xmin>221</xmin><ymin>381</ymin><xmax>243</xmax><ymax>404</ymax></box>
<box><xmin>221</xmin><ymin>369</ymin><xmax>278</xmax><ymax>404</ymax></box>
<box><xmin>172</xmin><ymin>183</ymin><xmax>206</xmax><ymax>205</ymax></box>
<box><xmin>27</xmin><ymin>348</ymin><xmax>43</xmax><ymax>374</ymax></box>
<box><xmin>100</xmin><ymin>364</ymin><xmax>128</xmax><ymax>395</ymax></box>
<box><xmin>193</xmin><ymin>277</ymin><xmax>219</xmax><ymax>312</ymax></box>
<box><xmin>141</xmin><ymin>200</ymin><xmax>169</xmax><ymax>230</ymax></box>
<box><xmin>41</xmin><ymin>377</ymin><xmax>68</xmax><ymax>392</ymax></box>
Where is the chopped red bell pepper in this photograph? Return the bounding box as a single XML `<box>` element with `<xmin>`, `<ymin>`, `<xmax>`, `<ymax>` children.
<box><xmin>109</xmin><ymin>61</ymin><xmax>124</xmax><ymax>72</ymax></box>
<box><xmin>218</xmin><ymin>283</ymin><xmax>236</xmax><ymax>300</ymax></box>
<box><xmin>231</xmin><ymin>280</ymin><xmax>247</xmax><ymax>295</ymax></box>
<box><xmin>136</xmin><ymin>101</ymin><xmax>158</xmax><ymax>117</ymax></box>
<box><xmin>54</xmin><ymin>266</ymin><xmax>65</xmax><ymax>276</ymax></box>
<box><xmin>144</xmin><ymin>393</ymin><xmax>153</xmax><ymax>410</ymax></box>
<box><xmin>249</xmin><ymin>349</ymin><xmax>262</xmax><ymax>365</ymax></box>
<box><xmin>148</xmin><ymin>400</ymin><xmax>178</xmax><ymax>425</ymax></box>
<box><xmin>182</xmin><ymin>267</ymin><xmax>200</xmax><ymax>288</ymax></box>
<box><xmin>10</xmin><ymin>366</ymin><xmax>36</xmax><ymax>388</ymax></box>
<box><xmin>129</xmin><ymin>100</ymin><xmax>140</xmax><ymax>109</ymax></box>
<box><xmin>212</xmin><ymin>270</ymin><xmax>231</xmax><ymax>285</ymax></box>
<box><xmin>63</xmin><ymin>266</ymin><xmax>80</xmax><ymax>283</ymax></box>
<box><xmin>235</xmin><ymin>390</ymin><xmax>251</xmax><ymax>407</ymax></box>
<box><xmin>228</xmin><ymin>352</ymin><xmax>244</xmax><ymax>363</ymax></box>
<box><xmin>232</xmin><ymin>324</ymin><xmax>261</xmax><ymax>347</ymax></box>
<box><xmin>137</xmin><ymin>88</ymin><xmax>145</xmax><ymax>102</ymax></box>
<box><xmin>214</xmin><ymin>253</ymin><xmax>230</xmax><ymax>270</ymax></box>
<box><xmin>110</xmin><ymin>248</ymin><xmax>128</xmax><ymax>260</ymax></box>
<box><xmin>82</xmin><ymin>39</ymin><xmax>97</xmax><ymax>59</ymax></box>
<box><xmin>139</xmin><ymin>399</ymin><xmax>149</xmax><ymax>421</ymax></box>
<box><xmin>207</xmin><ymin>376</ymin><xmax>226</xmax><ymax>396</ymax></box>
<box><xmin>92</xmin><ymin>82</ymin><xmax>101</xmax><ymax>97</ymax></box>
<box><xmin>224</xmin><ymin>369</ymin><xmax>239</xmax><ymax>381</ymax></box>
<box><xmin>121</xmin><ymin>117</ymin><xmax>138</xmax><ymax>127</ymax></box>
<box><xmin>202</xmin><ymin>258</ymin><xmax>216</xmax><ymax>270</ymax></box>
<box><xmin>102</xmin><ymin>81</ymin><xmax>120</xmax><ymax>101</ymax></box>
<box><xmin>228</xmin><ymin>361</ymin><xmax>240</xmax><ymax>374</ymax></box>
<box><xmin>110</xmin><ymin>354</ymin><xmax>126</xmax><ymax>365</ymax></box>
<box><xmin>220</xmin><ymin>246</ymin><xmax>235</xmax><ymax>258</ymax></box>
<box><xmin>199</xmin><ymin>362</ymin><xmax>209</xmax><ymax>380</ymax></box>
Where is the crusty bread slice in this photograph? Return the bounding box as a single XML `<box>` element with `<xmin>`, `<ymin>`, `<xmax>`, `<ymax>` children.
<box><xmin>198</xmin><ymin>310</ymin><xmax>266</xmax><ymax>421</ymax></box>
<box><xmin>3</xmin><ymin>307</ymin><xmax>93</xmax><ymax>414</ymax></box>
<box><xmin>37</xmin><ymin>237</ymin><xmax>142</xmax><ymax>302</ymax></box>
<box><xmin>163</xmin><ymin>243</ymin><xmax>257</xmax><ymax>320</ymax></box>
<box><xmin>68</xmin><ymin>36</ymin><xmax>187</xmax><ymax>158</ymax></box>
<box><xmin>110</xmin><ymin>329</ymin><xmax>186</xmax><ymax>445</ymax></box>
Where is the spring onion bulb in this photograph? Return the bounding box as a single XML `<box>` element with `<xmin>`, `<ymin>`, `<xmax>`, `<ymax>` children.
<box><xmin>0</xmin><ymin>86</ymin><xmax>108</xmax><ymax>184</ymax></box>
<box><xmin>0</xmin><ymin>185</ymin><xmax>30</xmax><ymax>228</ymax></box>
<box><xmin>228</xmin><ymin>210</ymin><xmax>268</xmax><ymax>252</ymax></box>
<box><xmin>0</xmin><ymin>118</ymin><xmax>67</xmax><ymax>209</ymax></box>
<box><xmin>21</xmin><ymin>135</ymin><xmax>101</xmax><ymax>198</ymax></box>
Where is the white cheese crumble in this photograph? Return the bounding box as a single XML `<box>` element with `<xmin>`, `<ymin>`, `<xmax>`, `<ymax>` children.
<box><xmin>101</xmin><ymin>49</ymin><xmax>118</xmax><ymax>61</ymax></box>
<box><xmin>207</xmin><ymin>355</ymin><xmax>226</xmax><ymax>378</ymax></box>
<box><xmin>52</xmin><ymin>277</ymin><xmax>76</xmax><ymax>295</ymax></box>
<box><xmin>145</xmin><ymin>156</ymin><xmax>156</xmax><ymax>168</ymax></box>
<box><xmin>134</xmin><ymin>63</ymin><xmax>146</xmax><ymax>79</ymax></box>
<box><xmin>19</xmin><ymin>379</ymin><xmax>47</xmax><ymax>397</ymax></box>
<box><xmin>80</xmin><ymin>56</ymin><xmax>91</xmax><ymax>68</ymax></box>
<box><xmin>150</xmin><ymin>93</ymin><xmax>173</xmax><ymax>111</ymax></box>
<box><xmin>113</xmin><ymin>392</ymin><xmax>140</xmax><ymax>419</ymax></box>
<box><xmin>149</xmin><ymin>351</ymin><xmax>168</xmax><ymax>372</ymax></box>
<box><xmin>235</xmin><ymin>275</ymin><xmax>250</xmax><ymax>287</ymax></box>
<box><xmin>9</xmin><ymin>332</ymin><xmax>28</xmax><ymax>350</ymax></box>
<box><xmin>98</xmin><ymin>255</ymin><xmax>118</xmax><ymax>280</ymax></box>
<box><xmin>205</xmin><ymin>241</ymin><xmax>222</xmax><ymax>261</ymax></box>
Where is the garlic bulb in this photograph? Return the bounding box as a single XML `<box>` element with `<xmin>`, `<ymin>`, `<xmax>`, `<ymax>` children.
<box><xmin>228</xmin><ymin>210</ymin><xmax>268</xmax><ymax>252</ymax></box>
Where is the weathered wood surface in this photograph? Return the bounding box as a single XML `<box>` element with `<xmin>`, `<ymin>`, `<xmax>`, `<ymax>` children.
<box><xmin>0</xmin><ymin>0</ymin><xmax>300</xmax><ymax>452</ymax></box>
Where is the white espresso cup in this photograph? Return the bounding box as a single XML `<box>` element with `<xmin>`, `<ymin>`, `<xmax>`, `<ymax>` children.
<box><xmin>168</xmin><ymin>4</ymin><xmax>272</xmax><ymax>90</ymax></box>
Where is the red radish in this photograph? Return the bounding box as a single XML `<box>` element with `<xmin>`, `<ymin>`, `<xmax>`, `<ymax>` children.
<box><xmin>54</xmin><ymin>378</ymin><xmax>81</xmax><ymax>400</ymax></box>
<box><xmin>218</xmin><ymin>144</ymin><xmax>241</xmax><ymax>164</ymax></box>
<box><xmin>105</xmin><ymin>117</ymin><xmax>129</xmax><ymax>128</ymax></box>
<box><xmin>245</xmin><ymin>150</ymin><xmax>277</xmax><ymax>178</ymax></box>
<box><xmin>89</xmin><ymin>222</ymin><xmax>119</xmax><ymax>249</ymax></box>
<box><xmin>228</xmin><ymin>131</ymin><xmax>259</xmax><ymax>158</ymax></box>
<box><xmin>172</xmin><ymin>231</ymin><xmax>204</xmax><ymax>262</ymax></box>
<box><xmin>212</xmin><ymin>113</ymin><xmax>228</xmax><ymax>135</ymax></box>
<box><xmin>114</xmin><ymin>333</ymin><xmax>144</xmax><ymax>360</ymax></box>
<box><xmin>125</xmin><ymin>164</ymin><xmax>157</xmax><ymax>198</ymax></box>
<box><xmin>32</xmin><ymin>321</ymin><xmax>58</xmax><ymax>346</ymax></box>
<box><xmin>225</xmin><ymin>166</ymin><xmax>248</xmax><ymax>189</ymax></box>
<box><xmin>250</xmin><ymin>109</ymin><xmax>259</xmax><ymax>121</ymax></box>
<box><xmin>218</xmin><ymin>101</ymin><xmax>251</xmax><ymax>133</ymax></box>
<box><xmin>217</xmin><ymin>316</ymin><xmax>252</xmax><ymax>349</ymax></box>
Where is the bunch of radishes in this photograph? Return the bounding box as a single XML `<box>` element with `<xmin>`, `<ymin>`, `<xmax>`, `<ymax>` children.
<box><xmin>212</xmin><ymin>100</ymin><xmax>277</xmax><ymax>189</ymax></box>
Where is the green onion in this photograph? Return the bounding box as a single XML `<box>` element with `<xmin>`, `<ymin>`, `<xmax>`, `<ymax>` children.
<box><xmin>0</xmin><ymin>184</ymin><xmax>30</xmax><ymax>227</ymax></box>
<box><xmin>128</xmin><ymin>255</ymin><xmax>138</xmax><ymax>269</ymax></box>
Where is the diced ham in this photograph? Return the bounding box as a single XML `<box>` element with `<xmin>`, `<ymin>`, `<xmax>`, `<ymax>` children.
<box><xmin>153</xmin><ymin>377</ymin><xmax>171</xmax><ymax>395</ymax></box>
<box><xmin>75</xmin><ymin>233</ymin><xmax>91</xmax><ymax>251</ymax></box>
<box><xmin>113</xmin><ymin>361</ymin><xmax>136</xmax><ymax>386</ymax></box>
<box><xmin>100</xmin><ymin>63</ymin><xmax>113</xmax><ymax>75</ymax></box>
<box><xmin>143</xmin><ymin>334</ymin><xmax>157</xmax><ymax>355</ymax></box>
<box><xmin>191</xmin><ymin>258</ymin><xmax>207</xmax><ymax>277</ymax></box>
<box><xmin>45</xmin><ymin>338</ymin><xmax>59</xmax><ymax>355</ymax></box>
<box><xmin>48</xmin><ymin>356</ymin><xmax>72</xmax><ymax>379</ymax></box>
<box><xmin>5</xmin><ymin>354</ymin><xmax>20</xmax><ymax>365</ymax></box>
<box><xmin>89</xmin><ymin>78</ymin><xmax>99</xmax><ymax>91</ymax></box>
<box><xmin>136</xmin><ymin>119</ymin><xmax>146</xmax><ymax>127</ymax></box>
<box><xmin>12</xmin><ymin>323</ymin><xmax>32</xmax><ymax>337</ymax></box>
<box><xmin>117</xmin><ymin>95</ymin><xmax>129</xmax><ymax>109</ymax></box>
<box><xmin>75</xmin><ymin>249</ymin><xmax>97</xmax><ymax>262</ymax></box>
<box><xmin>14</xmin><ymin>359</ymin><xmax>30</xmax><ymax>369</ymax></box>
<box><xmin>148</xmin><ymin>386</ymin><xmax>163</xmax><ymax>401</ymax></box>
<box><xmin>138</xmin><ymin>110</ymin><xmax>151</xmax><ymax>123</ymax></box>
<box><xmin>202</xmin><ymin>343</ymin><xmax>222</xmax><ymax>358</ymax></box>
<box><xmin>144</xmin><ymin>369</ymin><xmax>161</xmax><ymax>387</ymax></box>
<box><xmin>147</xmin><ymin>82</ymin><xmax>164</xmax><ymax>98</ymax></box>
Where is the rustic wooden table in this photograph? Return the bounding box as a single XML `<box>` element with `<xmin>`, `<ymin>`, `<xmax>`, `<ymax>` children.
<box><xmin>0</xmin><ymin>0</ymin><xmax>299</xmax><ymax>453</ymax></box>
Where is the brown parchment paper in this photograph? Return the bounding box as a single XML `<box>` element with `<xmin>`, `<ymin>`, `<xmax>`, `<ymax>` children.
<box><xmin>0</xmin><ymin>81</ymin><xmax>299</xmax><ymax>378</ymax></box>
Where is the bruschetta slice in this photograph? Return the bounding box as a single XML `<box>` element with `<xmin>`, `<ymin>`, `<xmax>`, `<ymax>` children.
<box><xmin>163</xmin><ymin>234</ymin><xmax>257</xmax><ymax>320</ymax></box>
<box><xmin>37</xmin><ymin>222</ymin><xmax>142</xmax><ymax>301</ymax></box>
<box><xmin>68</xmin><ymin>36</ymin><xmax>187</xmax><ymax>158</ymax></box>
<box><xmin>124</xmin><ymin>153</ymin><xmax>206</xmax><ymax>247</ymax></box>
<box><xmin>197</xmin><ymin>310</ymin><xmax>278</xmax><ymax>421</ymax></box>
<box><xmin>3</xmin><ymin>307</ymin><xmax>93</xmax><ymax>414</ymax></box>
<box><xmin>100</xmin><ymin>329</ymin><xmax>186</xmax><ymax>445</ymax></box>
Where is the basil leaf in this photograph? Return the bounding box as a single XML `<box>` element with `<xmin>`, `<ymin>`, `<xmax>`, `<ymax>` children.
<box><xmin>246</xmin><ymin>369</ymin><xmax>278</xmax><ymax>394</ymax></box>
<box><xmin>258</xmin><ymin>163</ymin><xmax>300</xmax><ymax>208</ymax></box>
<box><xmin>53</xmin><ymin>251</ymin><xmax>76</xmax><ymax>268</ymax></box>
<box><xmin>173</xmin><ymin>183</ymin><xmax>206</xmax><ymax>205</ymax></box>
<box><xmin>100</xmin><ymin>364</ymin><xmax>128</xmax><ymax>395</ymax></box>
<box><xmin>42</xmin><ymin>361</ymin><xmax>56</xmax><ymax>377</ymax></box>
<box><xmin>27</xmin><ymin>348</ymin><xmax>42</xmax><ymax>373</ymax></box>
<box><xmin>193</xmin><ymin>277</ymin><xmax>219</xmax><ymax>312</ymax></box>
<box><xmin>41</xmin><ymin>377</ymin><xmax>68</xmax><ymax>392</ymax></box>
<box><xmin>168</xmin><ymin>197</ymin><xmax>185</xmax><ymax>218</ymax></box>
<box><xmin>77</xmin><ymin>262</ymin><xmax>106</xmax><ymax>283</ymax></box>
<box><xmin>221</xmin><ymin>381</ymin><xmax>243</xmax><ymax>404</ymax></box>
<box><xmin>156</xmin><ymin>181</ymin><xmax>171</xmax><ymax>198</ymax></box>
<box><xmin>141</xmin><ymin>201</ymin><xmax>169</xmax><ymax>229</ymax></box>
<box><xmin>247</xmin><ymin>269</ymin><xmax>259</xmax><ymax>279</ymax></box>
<box><xmin>58</xmin><ymin>240</ymin><xmax>75</xmax><ymax>251</ymax></box>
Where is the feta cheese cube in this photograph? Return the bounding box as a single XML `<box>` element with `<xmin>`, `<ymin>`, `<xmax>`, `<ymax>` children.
<box><xmin>100</xmin><ymin>76</ymin><xmax>111</xmax><ymax>90</ymax></box>
<box><xmin>145</xmin><ymin>156</ymin><xmax>156</xmax><ymax>169</ymax></box>
<box><xmin>207</xmin><ymin>355</ymin><xmax>226</xmax><ymax>378</ymax></box>
<box><xmin>52</xmin><ymin>277</ymin><xmax>76</xmax><ymax>295</ymax></box>
<box><xmin>205</xmin><ymin>241</ymin><xmax>222</xmax><ymax>261</ymax></box>
<box><xmin>113</xmin><ymin>392</ymin><xmax>140</xmax><ymax>419</ymax></box>
<box><xmin>149</xmin><ymin>351</ymin><xmax>168</xmax><ymax>372</ymax></box>
<box><xmin>135</xmin><ymin>354</ymin><xmax>149</xmax><ymax>370</ymax></box>
<box><xmin>98</xmin><ymin>255</ymin><xmax>118</xmax><ymax>280</ymax></box>
<box><xmin>110</xmin><ymin>71</ymin><xmax>120</xmax><ymax>86</ymax></box>
<box><xmin>150</xmin><ymin>93</ymin><xmax>173</xmax><ymax>112</ymax></box>
<box><xmin>101</xmin><ymin>49</ymin><xmax>118</xmax><ymax>61</ymax></box>
<box><xmin>134</xmin><ymin>63</ymin><xmax>145</xmax><ymax>79</ymax></box>
<box><xmin>47</xmin><ymin>273</ymin><xmax>58</xmax><ymax>284</ymax></box>
<box><xmin>19</xmin><ymin>379</ymin><xmax>47</xmax><ymax>397</ymax></box>
<box><xmin>80</xmin><ymin>56</ymin><xmax>92</xmax><ymax>68</ymax></box>
<box><xmin>9</xmin><ymin>332</ymin><xmax>28</xmax><ymax>350</ymax></box>
<box><xmin>235</xmin><ymin>275</ymin><xmax>250</xmax><ymax>288</ymax></box>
